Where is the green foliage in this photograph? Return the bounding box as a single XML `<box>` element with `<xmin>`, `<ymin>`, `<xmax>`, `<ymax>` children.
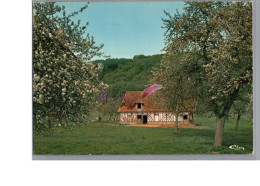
<box><xmin>99</xmin><ymin>101</ymin><xmax>121</xmax><ymax>120</ymax></box>
<box><xmin>33</xmin><ymin>2</ymin><xmax>106</xmax><ymax>134</ymax></box>
<box><xmin>33</xmin><ymin>116</ymin><xmax>253</xmax><ymax>154</ymax></box>
<box><xmin>149</xmin><ymin>52</ymin><xmax>197</xmax><ymax>113</ymax></box>
<box><xmin>93</xmin><ymin>54</ymin><xmax>163</xmax><ymax>98</ymax></box>
<box><xmin>230</xmin><ymin>84</ymin><xmax>252</xmax><ymax>116</ymax></box>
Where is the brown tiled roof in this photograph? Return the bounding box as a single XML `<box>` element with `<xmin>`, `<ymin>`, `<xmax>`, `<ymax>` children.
<box><xmin>118</xmin><ymin>91</ymin><xmax>195</xmax><ymax>112</ymax></box>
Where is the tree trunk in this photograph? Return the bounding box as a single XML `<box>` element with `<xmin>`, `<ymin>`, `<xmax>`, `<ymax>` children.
<box><xmin>176</xmin><ymin>112</ymin><xmax>179</xmax><ymax>134</ymax></box>
<box><xmin>235</xmin><ymin>114</ymin><xmax>241</xmax><ymax>131</ymax></box>
<box><xmin>189</xmin><ymin>112</ymin><xmax>194</xmax><ymax>125</ymax></box>
<box><xmin>213</xmin><ymin>115</ymin><xmax>226</xmax><ymax>147</ymax></box>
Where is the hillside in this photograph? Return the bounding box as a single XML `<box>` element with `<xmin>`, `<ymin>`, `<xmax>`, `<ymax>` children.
<box><xmin>93</xmin><ymin>54</ymin><xmax>163</xmax><ymax>97</ymax></box>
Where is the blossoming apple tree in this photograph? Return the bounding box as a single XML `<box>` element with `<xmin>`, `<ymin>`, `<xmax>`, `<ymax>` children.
<box><xmin>33</xmin><ymin>3</ymin><xmax>107</xmax><ymax>134</ymax></box>
<box><xmin>151</xmin><ymin>2</ymin><xmax>252</xmax><ymax>146</ymax></box>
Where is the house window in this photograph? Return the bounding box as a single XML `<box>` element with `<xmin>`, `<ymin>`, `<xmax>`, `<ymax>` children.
<box><xmin>137</xmin><ymin>115</ymin><xmax>142</xmax><ymax>119</ymax></box>
<box><xmin>127</xmin><ymin>114</ymin><xmax>132</xmax><ymax>121</ymax></box>
<box><xmin>183</xmin><ymin>115</ymin><xmax>188</xmax><ymax>120</ymax></box>
<box><xmin>137</xmin><ymin>103</ymin><xmax>141</xmax><ymax>109</ymax></box>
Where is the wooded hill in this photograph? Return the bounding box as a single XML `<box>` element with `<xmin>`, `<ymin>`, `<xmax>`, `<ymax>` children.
<box><xmin>93</xmin><ymin>54</ymin><xmax>163</xmax><ymax>98</ymax></box>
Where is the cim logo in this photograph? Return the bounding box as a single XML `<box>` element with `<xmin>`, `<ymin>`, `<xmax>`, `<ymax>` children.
<box><xmin>229</xmin><ymin>145</ymin><xmax>245</xmax><ymax>151</ymax></box>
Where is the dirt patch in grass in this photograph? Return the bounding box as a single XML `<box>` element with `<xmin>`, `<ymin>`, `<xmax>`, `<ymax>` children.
<box><xmin>102</xmin><ymin>123</ymin><xmax>210</xmax><ymax>129</ymax></box>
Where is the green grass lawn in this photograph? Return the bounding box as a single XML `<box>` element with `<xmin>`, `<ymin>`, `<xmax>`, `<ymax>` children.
<box><xmin>33</xmin><ymin>117</ymin><xmax>253</xmax><ymax>155</ymax></box>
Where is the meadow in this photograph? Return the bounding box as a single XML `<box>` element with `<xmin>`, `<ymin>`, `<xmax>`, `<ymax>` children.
<box><xmin>33</xmin><ymin>116</ymin><xmax>253</xmax><ymax>155</ymax></box>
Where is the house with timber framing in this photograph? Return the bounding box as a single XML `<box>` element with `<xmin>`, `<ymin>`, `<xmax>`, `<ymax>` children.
<box><xmin>118</xmin><ymin>91</ymin><xmax>195</xmax><ymax>125</ymax></box>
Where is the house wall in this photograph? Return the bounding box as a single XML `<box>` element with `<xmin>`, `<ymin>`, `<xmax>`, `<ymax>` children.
<box><xmin>119</xmin><ymin>112</ymin><xmax>193</xmax><ymax>125</ymax></box>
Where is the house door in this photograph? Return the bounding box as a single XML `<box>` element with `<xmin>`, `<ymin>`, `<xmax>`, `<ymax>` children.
<box><xmin>183</xmin><ymin>114</ymin><xmax>188</xmax><ymax>124</ymax></box>
<box><xmin>143</xmin><ymin>115</ymin><xmax>147</xmax><ymax>124</ymax></box>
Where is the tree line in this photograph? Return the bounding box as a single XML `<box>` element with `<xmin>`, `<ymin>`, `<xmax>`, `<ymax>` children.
<box><xmin>93</xmin><ymin>54</ymin><xmax>162</xmax><ymax>98</ymax></box>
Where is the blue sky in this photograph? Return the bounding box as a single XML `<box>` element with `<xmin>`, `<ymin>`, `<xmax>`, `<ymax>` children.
<box><xmin>59</xmin><ymin>2</ymin><xmax>185</xmax><ymax>59</ymax></box>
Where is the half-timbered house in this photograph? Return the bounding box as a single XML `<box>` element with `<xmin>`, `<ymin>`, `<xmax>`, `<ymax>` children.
<box><xmin>118</xmin><ymin>91</ymin><xmax>195</xmax><ymax>125</ymax></box>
